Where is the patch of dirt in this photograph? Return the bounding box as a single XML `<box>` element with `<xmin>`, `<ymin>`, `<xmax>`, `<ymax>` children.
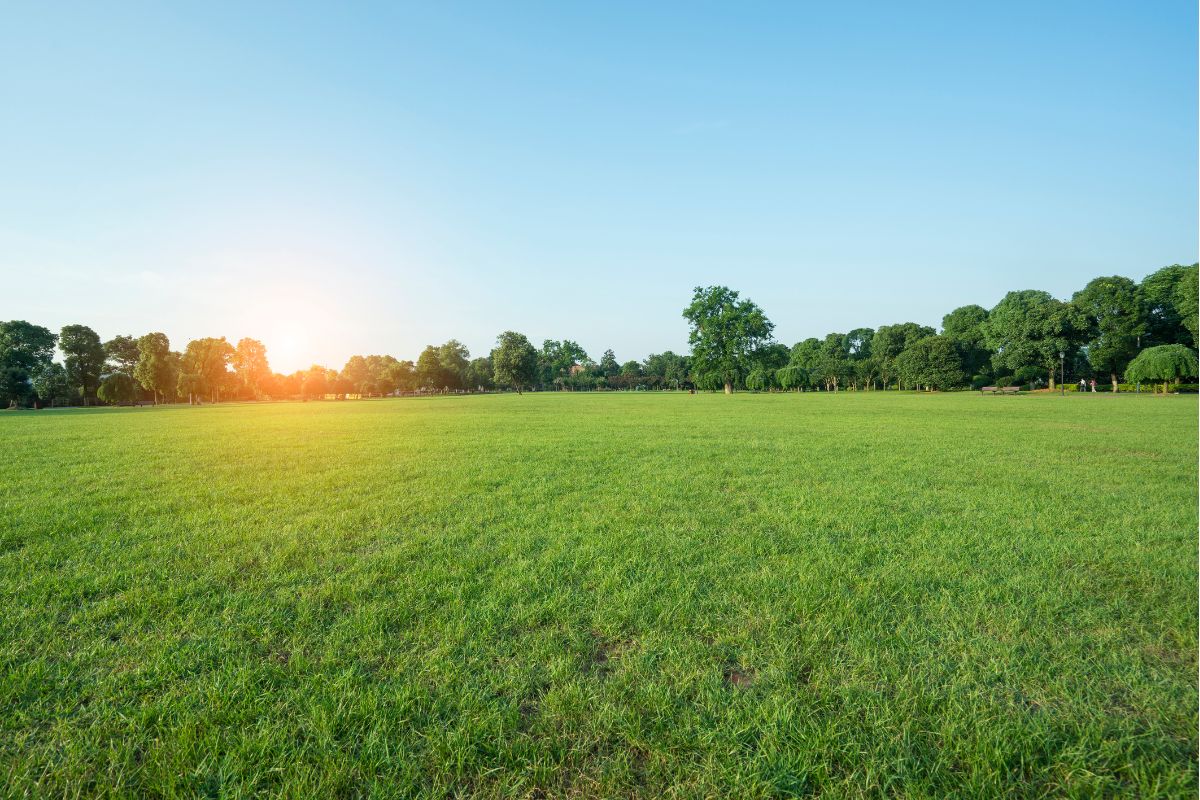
<box><xmin>724</xmin><ymin>664</ymin><xmax>756</xmax><ymax>689</ymax></box>
<box><xmin>588</xmin><ymin>631</ymin><xmax>634</xmax><ymax>679</ymax></box>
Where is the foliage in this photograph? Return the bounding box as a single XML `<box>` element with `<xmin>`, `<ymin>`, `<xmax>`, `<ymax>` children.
<box><xmin>134</xmin><ymin>333</ymin><xmax>176</xmax><ymax>404</ymax></box>
<box><xmin>97</xmin><ymin>372</ymin><xmax>139</xmax><ymax>404</ymax></box>
<box><xmin>0</xmin><ymin>320</ymin><xmax>57</xmax><ymax>406</ymax></box>
<box><xmin>1072</xmin><ymin>276</ymin><xmax>1146</xmax><ymax>390</ymax></box>
<box><xmin>233</xmin><ymin>338</ymin><xmax>271</xmax><ymax>398</ymax></box>
<box><xmin>60</xmin><ymin>324</ymin><xmax>106</xmax><ymax>402</ymax></box>
<box><xmin>895</xmin><ymin>335</ymin><xmax>967</xmax><ymax>390</ymax></box>
<box><xmin>873</xmin><ymin>323</ymin><xmax>936</xmax><ymax>388</ymax></box>
<box><xmin>1124</xmin><ymin>344</ymin><xmax>1199</xmax><ymax>392</ymax></box>
<box><xmin>103</xmin><ymin>335</ymin><xmax>141</xmax><ymax>377</ymax></box>
<box><xmin>179</xmin><ymin>337</ymin><xmax>234</xmax><ymax>402</ymax></box>
<box><xmin>491</xmin><ymin>331</ymin><xmax>538</xmax><ymax>392</ymax></box>
<box><xmin>31</xmin><ymin>362</ymin><xmax>71</xmax><ymax>405</ymax></box>
<box><xmin>941</xmin><ymin>305</ymin><xmax>991</xmax><ymax>377</ymax></box>
<box><xmin>981</xmin><ymin>290</ymin><xmax>1083</xmax><ymax>389</ymax></box>
<box><xmin>1141</xmin><ymin>263</ymin><xmax>1198</xmax><ymax>347</ymax></box>
<box><xmin>683</xmin><ymin>285</ymin><xmax>774</xmax><ymax>394</ymax></box>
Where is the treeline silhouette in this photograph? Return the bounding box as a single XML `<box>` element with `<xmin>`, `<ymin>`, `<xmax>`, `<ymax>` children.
<box><xmin>1</xmin><ymin>263</ymin><xmax>1196</xmax><ymax>408</ymax></box>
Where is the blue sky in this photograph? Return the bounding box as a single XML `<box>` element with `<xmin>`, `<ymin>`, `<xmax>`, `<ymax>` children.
<box><xmin>2</xmin><ymin>1</ymin><xmax>1196</xmax><ymax>372</ymax></box>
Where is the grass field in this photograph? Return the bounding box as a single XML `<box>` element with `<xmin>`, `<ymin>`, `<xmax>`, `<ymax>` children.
<box><xmin>1</xmin><ymin>392</ymin><xmax>1196</xmax><ymax>798</ymax></box>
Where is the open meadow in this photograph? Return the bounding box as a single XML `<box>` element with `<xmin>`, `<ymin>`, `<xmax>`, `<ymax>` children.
<box><xmin>1</xmin><ymin>392</ymin><xmax>1196</xmax><ymax>798</ymax></box>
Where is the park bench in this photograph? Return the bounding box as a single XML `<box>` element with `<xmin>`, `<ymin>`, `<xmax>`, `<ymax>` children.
<box><xmin>980</xmin><ymin>386</ymin><xmax>1021</xmax><ymax>394</ymax></box>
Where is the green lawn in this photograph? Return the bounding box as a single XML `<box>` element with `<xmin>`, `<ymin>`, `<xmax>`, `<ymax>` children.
<box><xmin>1</xmin><ymin>392</ymin><xmax>1196</xmax><ymax>798</ymax></box>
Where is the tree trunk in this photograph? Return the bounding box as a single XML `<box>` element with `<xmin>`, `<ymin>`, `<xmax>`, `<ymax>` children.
<box><xmin>1048</xmin><ymin>368</ymin><xmax>1055</xmax><ymax>391</ymax></box>
<box><xmin>1111</xmin><ymin>373</ymin><xmax>1118</xmax><ymax>393</ymax></box>
<box><xmin>723</xmin><ymin>382</ymin><xmax>732</xmax><ymax>395</ymax></box>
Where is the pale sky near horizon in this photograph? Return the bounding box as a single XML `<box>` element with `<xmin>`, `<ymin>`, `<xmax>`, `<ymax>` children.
<box><xmin>2</xmin><ymin>2</ymin><xmax>1196</xmax><ymax>373</ymax></box>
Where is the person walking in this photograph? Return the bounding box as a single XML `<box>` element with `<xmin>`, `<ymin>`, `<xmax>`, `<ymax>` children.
<box><xmin>1078</xmin><ymin>378</ymin><xmax>1086</xmax><ymax>392</ymax></box>
<box><xmin>1089</xmin><ymin>378</ymin><xmax>1096</xmax><ymax>393</ymax></box>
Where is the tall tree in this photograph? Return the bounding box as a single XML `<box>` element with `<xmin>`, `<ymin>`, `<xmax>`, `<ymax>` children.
<box><xmin>437</xmin><ymin>340</ymin><xmax>470</xmax><ymax>391</ymax></box>
<box><xmin>341</xmin><ymin>355</ymin><xmax>372</xmax><ymax>394</ymax></box>
<box><xmin>981</xmin><ymin>290</ymin><xmax>1082</xmax><ymax>389</ymax></box>
<box><xmin>492</xmin><ymin>331</ymin><xmax>538</xmax><ymax>394</ymax></box>
<box><xmin>1141</xmin><ymin>264</ymin><xmax>1197</xmax><ymax>346</ymax></box>
<box><xmin>941</xmin><ymin>305</ymin><xmax>991</xmax><ymax>379</ymax></box>
<box><xmin>415</xmin><ymin>346</ymin><xmax>443</xmax><ymax>391</ymax></box>
<box><xmin>0</xmin><ymin>320</ymin><xmax>57</xmax><ymax>407</ymax></box>
<box><xmin>180</xmin><ymin>337</ymin><xmax>234</xmax><ymax>403</ymax></box>
<box><xmin>302</xmin><ymin>364</ymin><xmax>329</xmax><ymax>398</ymax></box>
<box><xmin>814</xmin><ymin>333</ymin><xmax>851</xmax><ymax>391</ymax></box>
<box><xmin>682</xmin><ymin>285</ymin><xmax>775</xmax><ymax>394</ymax></box>
<box><xmin>134</xmin><ymin>332</ymin><xmax>175</xmax><ymax>404</ymax></box>
<box><xmin>599</xmin><ymin>349</ymin><xmax>619</xmax><ymax>378</ymax></box>
<box><xmin>1174</xmin><ymin>266</ymin><xmax>1198</xmax><ymax>348</ymax></box>
<box><xmin>895</xmin><ymin>335</ymin><xmax>966</xmax><ymax>391</ymax></box>
<box><xmin>390</xmin><ymin>359</ymin><xmax>417</xmax><ymax>393</ymax></box>
<box><xmin>643</xmin><ymin>352</ymin><xmax>690</xmax><ymax>389</ymax></box>
<box><xmin>31</xmin><ymin>362</ymin><xmax>71</xmax><ymax>406</ymax></box>
<box><xmin>60</xmin><ymin>324</ymin><xmax>106</xmax><ymax>404</ymax></box>
<box><xmin>1072</xmin><ymin>276</ymin><xmax>1147</xmax><ymax>391</ymax></box>
<box><xmin>540</xmin><ymin>340</ymin><xmax>589</xmax><ymax>388</ymax></box>
<box><xmin>104</xmin><ymin>335</ymin><xmax>141</xmax><ymax>377</ymax></box>
<box><xmin>232</xmin><ymin>338</ymin><xmax>271</xmax><ymax>398</ymax></box>
<box><xmin>873</xmin><ymin>323</ymin><xmax>936</xmax><ymax>389</ymax></box>
<box><xmin>465</xmin><ymin>356</ymin><xmax>495</xmax><ymax>391</ymax></box>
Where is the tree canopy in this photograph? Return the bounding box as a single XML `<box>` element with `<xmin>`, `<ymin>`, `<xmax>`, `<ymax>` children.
<box><xmin>492</xmin><ymin>331</ymin><xmax>538</xmax><ymax>393</ymax></box>
<box><xmin>1123</xmin><ymin>345</ymin><xmax>1198</xmax><ymax>393</ymax></box>
<box><xmin>682</xmin><ymin>285</ymin><xmax>774</xmax><ymax>394</ymax></box>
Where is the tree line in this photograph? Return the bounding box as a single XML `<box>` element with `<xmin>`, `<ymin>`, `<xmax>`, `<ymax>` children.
<box><xmin>1</xmin><ymin>263</ymin><xmax>1196</xmax><ymax>408</ymax></box>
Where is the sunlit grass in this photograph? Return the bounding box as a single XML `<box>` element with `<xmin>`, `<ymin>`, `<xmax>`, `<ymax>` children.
<box><xmin>1</xmin><ymin>392</ymin><xmax>1196</xmax><ymax>797</ymax></box>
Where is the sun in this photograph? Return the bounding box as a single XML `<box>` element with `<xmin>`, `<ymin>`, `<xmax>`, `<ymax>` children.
<box><xmin>260</xmin><ymin>323</ymin><xmax>313</xmax><ymax>375</ymax></box>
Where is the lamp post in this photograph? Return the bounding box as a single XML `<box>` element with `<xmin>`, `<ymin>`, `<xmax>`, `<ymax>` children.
<box><xmin>1059</xmin><ymin>351</ymin><xmax>1065</xmax><ymax>396</ymax></box>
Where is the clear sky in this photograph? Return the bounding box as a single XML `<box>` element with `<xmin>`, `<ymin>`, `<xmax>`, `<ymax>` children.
<box><xmin>2</xmin><ymin>1</ymin><xmax>1196</xmax><ymax>373</ymax></box>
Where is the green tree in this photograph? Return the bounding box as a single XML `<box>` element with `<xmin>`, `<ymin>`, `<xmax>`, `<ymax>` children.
<box><xmin>232</xmin><ymin>338</ymin><xmax>271</xmax><ymax>398</ymax></box>
<box><xmin>1072</xmin><ymin>276</ymin><xmax>1147</xmax><ymax>391</ymax></box>
<box><xmin>873</xmin><ymin>323</ymin><xmax>936</xmax><ymax>389</ymax></box>
<box><xmin>1141</xmin><ymin>264</ymin><xmax>1197</xmax><ymax>346</ymax></box>
<box><xmin>540</xmin><ymin>340</ymin><xmax>588</xmax><ymax>388</ymax></box>
<box><xmin>180</xmin><ymin>337</ymin><xmax>234</xmax><ymax>403</ymax></box>
<box><xmin>390</xmin><ymin>359</ymin><xmax>417</xmax><ymax>393</ymax></box>
<box><xmin>895</xmin><ymin>336</ymin><xmax>967</xmax><ymax>391</ymax></box>
<box><xmin>599</xmin><ymin>349</ymin><xmax>619</xmax><ymax>378</ymax></box>
<box><xmin>814</xmin><ymin>333</ymin><xmax>851</xmax><ymax>391</ymax></box>
<box><xmin>682</xmin><ymin>285</ymin><xmax>775</xmax><ymax>394</ymax></box>
<box><xmin>465</xmin><ymin>356</ymin><xmax>494</xmax><ymax>390</ymax></box>
<box><xmin>1124</xmin><ymin>344</ymin><xmax>1198</xmax><ymax>394</ymax></box>
<box><xmin>0</xmin><ymin>320</ymin><xmax>57</xmax><ymax>407</ymax></box>
<box><xmin>981</xmin><ymin>290</ymin><xmax>1082</xmax><ymax>390</ymax></box>
<box><xmin>104</xmin><ymin>334</ymin><xmax>141</xmax><ymax>377</ymax></box>
<box><xmin>492</xmin><ymin>331</ymin><xmax>538</xmax><ymax>394</ymax></box>
<box><xmin>302</xmin><ymin>364</ymin><xmax>329</xmax><ymax>398</ymax></box>
<box><xmin>1174</xmin><ymin>266</ymin><xmax>1198</xmax><ymax>347</ymax></box>
<box><xmin>98</xmin><ymin>373</ymin><xmax>139</xmax><ymax>405</ymax></box>
<box><xmin>437</xmin><ymin>340</ymin><xmax>470</xmax><ymax>391</ymax></box>
<box><xmin>134</xmin><ymin>332</ymin><xmax>176</xmax><ymax>404</ymax></box>
<box><xmin>642</xmin><ymin>351</ymin><xmax>690</xmax><ymax>389</ymax></box>
<box><xmin>415</xmin><ymin>346</ymin><xmax>443</xmax><ymax>391</ymax></box>
<box><xmin>941</xmin><ymin>305</ymin><xmax>991</xmax><ymax>379</ymax></box>
<box><xmin>341</xmin><ymin>355</ymin><xmax>372</xmax><ymax>394</ymax></box>
<box><xmin>60</xmin><ymin>324</ymin><xmax>106</xmax><ymax>404</ymax></box>
<box><xmin>31</xmin><ymin>362</ymin><xmax>71</xmax><ymax>407</ymax></box>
